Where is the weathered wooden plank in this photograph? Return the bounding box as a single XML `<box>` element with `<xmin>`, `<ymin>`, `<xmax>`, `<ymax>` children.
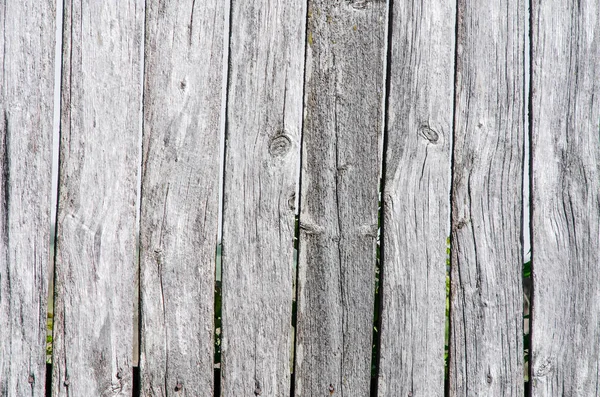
<box><xmin>376</xmin><ymin>0</ymin><xmax>455</xmax><ymax>395</ymax></box>
<box><xmin>220</xmin><ymin>0</ymin><xmax>306</xmax><ymax>395</ymax></box>
<box><xmin>530</xmin><ymin>2</ymin><xmax>600</xmax><ymax>395</ymax></box>
<box><xmin>450</xmin><ymin>0</ymin><xmax>525</xmax><ymax>395</ymax></box>
<box><xmin>51</xmin><ymin>1</ymin><xmax>143</xmax><ymax>395</ymax></box>
<box><xmin>0</xmin><ymin>1</ymin><xmax>55</xmax><ymax>395</ymax></box>
<box><xmin>138</xmin><ymin>1</ymin><xmax>225</xmax><ymax>395</ymax></box>
<box><xmin>294</xmin><ymin>2</ymin><xmax>385</xmax><ymax>395</ymax></box>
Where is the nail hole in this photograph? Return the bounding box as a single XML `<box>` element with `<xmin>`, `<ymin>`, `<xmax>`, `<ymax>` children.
<box><xmin>254</xmin><ymin>380</ymin><xmax>262</xmax><ymax>395</ymax></box>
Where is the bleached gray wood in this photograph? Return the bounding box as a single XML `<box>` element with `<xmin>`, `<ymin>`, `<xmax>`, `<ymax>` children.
<box><xmin>220</xmin><ymin>0</ymin><xmax>306</xmax><ymax>395</ymax></box>
<box><xmin>295</xmin><ymin>2</ymin><xmax>385</xmax><ymax>395</ymax></box>
<box><xmin>138</xmin><ymin>1</ymin><xmax>225</xmax><ymax>395</ymax></box>
<box><xmin>450</xmin><ymin>1</ymin><xmax>526</xmax><ymax>396</ymax></box>
<box><xmin>376</xmin><ymin>0</ymin><xmax>455</xmax><ymax>395</ymax></box>
<box><xmin>530</xmin><ymin>2</ymin><xmax>600</xmax><ymax>395</ymax></box>
<box><xmin>51</xmin><ymin>1</ymin><xmax>143</xmax><ymax>396</ymax></box>
<box><xmin>0</xmin><ymin>1</ymin><xmax>55</xmax><ymax>395</ymax></box>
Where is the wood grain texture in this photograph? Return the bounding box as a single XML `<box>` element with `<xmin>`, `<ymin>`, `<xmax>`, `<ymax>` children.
<box><xmin>376</xmin><ymin>0</ymin><xmax>455</xmax><ymax>395</ymax></box>
<box><xmin>220</xmin><ymin>0</ymin><xmax>306</xmax><ymax>395</ymax></box>
<box><xmin>450</xmin><ymin>0</ymin><xmax>525</xmax><ymax>395</ymax></box>
<box><xmin>294</xmin><ymin>1</ymin><xmax>385</xmax><ymax>395</ymax></box>
<box><xmin>530</xmin><ymin>1</ymin><xmax>600</xmax><ymax>395</ymax></box>
<box><xmin>0</xmin><ymin>1</ymin><xmax>55</xmax><ymax>395</ymax></box>
<box><xmin>51</xmin><ymin>1</ymin><xmax>143</xmax><ymax>395</ymax></box>
<box><xmin>139</xmin><ymin>1</ymin><xmax>225</xmax><ymax>395</ymax></box>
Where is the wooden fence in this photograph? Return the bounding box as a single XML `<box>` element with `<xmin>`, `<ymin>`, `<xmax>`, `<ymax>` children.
<box><xmin>1</xmin><ymin>0</ymin><xmax>599</xmax><ymax>396</ymax></box>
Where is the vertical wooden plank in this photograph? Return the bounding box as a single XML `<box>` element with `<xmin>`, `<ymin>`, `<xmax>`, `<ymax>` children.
<box><xmin>51</xmin><ymin>1</ymin><xmax>143</xmax><ymax>395</ymax></box>
<box><xmin>294</xmin><ymin>1</ymin><xmax>385</xmax><ymax>395</ymax></box>
<box><xmin>220</xmin><ymin>0</ymin><xmax>306</xmax><ymax>395</ymax></box>
<box><xmin>0</xmin><ymin>1</ymin><xmax>55</xmax><ymax>395</ymax></box>
<box><xmin>139</xmin><ymin>1</ymin><xmax>225</xmax><ymax>395</ymax></box>
<box><xmin>530</xmin><ymin>2</ymin><xmax>600</xmax><ymax>395</ymax></box>
<box><xmin>376</xmin><ymin>0</ymin><xmax>455</xmax><ymax>395</ymax></box>
<box><xmin>450</xmin><ymin>0</ymin><xmax>526</xmax><ymax>395</ymax></box>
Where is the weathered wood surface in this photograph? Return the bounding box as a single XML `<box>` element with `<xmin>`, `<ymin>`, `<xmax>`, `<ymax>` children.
<box><xmin>0</xmin><ymin>2</ymin><xmax>55</xmax><ymax>395</ymax></box>
<box><xmin>139</xmin><ymin>1</ymin><xmax>225</xmax><ymax>395</ymax></box>
<box><xmin>450</xmin><ymin>0</ymin><xmax>525</xmax><ymax>396</ymax></box>
<box><xmin>220</xmin><ymin>0</ymin><xmax>306</xmax><ymax>395</ymax></box>
<box><xmin>295</xmin><ymin>1</ymin><xmax>385</xmax><ymax>395</ymax></box>
<box><xmin>530</xmin><ymin>1</ymin><xmax>600</xmax><ymax>395</ymax></box>
<box><xmin>376</xmin><ymin>0</ymin><xmax>455</xmax><ymax>395</ymax></box>
<box><xmin>51</xmin><ymin>1</ymin><xmax>143</xmax><ymax>395</ymax></box>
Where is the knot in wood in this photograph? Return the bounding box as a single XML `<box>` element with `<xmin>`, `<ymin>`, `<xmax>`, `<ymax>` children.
<box><xmin>418</xmin><ymin>125</ymin><xmax>439</xmax><ymax>143</ymax></box>
<box><xmin>28</xmin><ymin>375</ymin><xmax>35</xmax><ymax>384</ymax></box>
<box><xmin>268</xmin><ymin>134</ymin><xmax>292</xmax><ymax>157</ymax></box>
<box><xmin>534</xmin><ymin>357</ymin><xmax>554</xmax><ymax>377</ymax></box>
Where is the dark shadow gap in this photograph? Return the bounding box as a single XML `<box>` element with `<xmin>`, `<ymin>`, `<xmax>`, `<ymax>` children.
<box><xmin>132</xmin><ymin>366</ymin><xmax>140</xmax><ymax>397</ymax></box>
<box><xmin>214</xmin><ymin>244</ymin><xmax>223</xmax><ymax>395</ymax></box>
<box><xmin>289</xmin><ymin>1</ymin><xmax>310</xmax><ymax>395</ymax></box>
<box><xmin>46</xmin><ymin>0</ymin><xmax>65</xmax><ymax>395</ymax></box>
<box><xmin>369</xmin><ymin>0</ymin><xmax>394</xmax><ymax>394</ymax></box>
<box><xmin>444</xmin><ymin>238</ymin><xmax>451</xmax><ymax>393</ymax></box>
<box><xmin>446</xmin><ymin>0</ymin><xmax>462</xmax><ymax>395</ymax></box>
<box><xmin>132</xmin><ymin>1</ymin><xmax>148</xmax><ymax>395</ymax></box>
<box><xmin>524</xmin><ymin>0</ymin><xmax>534</xmax><ymax>395</ymax></box>
<box><xmin>214</xmin><ymin>0</ymin><xmax>233</xmax><ymax>394</ymax></box>
<box><xmin>369</xmin><ymin>179</ymin><xmax>383</xmax><ymax>397</ymax></box>
<box><xmin>290</xmin><ymin>216</ymin><xmax>299</xmax><ymax>397</ymax></box>
<box><xmin>45</xmin><ymin>364</ymin><xmax>52</xmax><ymax>396</ymax></box>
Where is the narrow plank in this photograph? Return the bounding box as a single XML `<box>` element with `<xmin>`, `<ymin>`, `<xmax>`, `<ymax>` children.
<box><xmin>294</xmin><ymin>2</ymin><xmax>386</xmax><ymax>395</ymax></box>
<box><xmin>0</xmin><ymin>1</ymin><xmax>55</xmax><ymax>395</ymax></box>
<box><xmin>138</xmin><ymin>1</ymin><xmax>226</xmax><ymax>395</ymax></box>
<box><xmin>220</xmin><ymin>0</ymin><xmax>306</xmax><ymax>395</ymax></box>
<box><xmin>450</xmin><ymin>0</ymin><xmax>525</xmax><ymax>395</ymax></box>
<box><xmin>530</xmin><ymin>1</ymin><xmax>600</xmax><ymax>395</ymax></box>
<box><xmin>376</xmin><ymin>0</ymin><xmax>455</xmax><ymax>395</ymax></box>
<box><xmin>51</xmin><ymin>1</ymin><xmax>143</xmax><ymax>395</ymax></box>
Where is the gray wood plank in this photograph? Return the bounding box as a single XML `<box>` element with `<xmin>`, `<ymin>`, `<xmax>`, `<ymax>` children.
<box><xmin>0</xmin><ymin>1</ymin><xmax>55</xmax><ymax>395</ymax></box>
<box><xmin>450</xmin><ymin>0</ymin><xmax>526</xmax><ymax>395</ymax></box>
<box><xmin>530</xmin><ymin>1</ymin><xmax>600</xmax><ymax>395</ymax></box>
<box><xmin>220</xmin><ymin>0</ymin><xmax>306</xmax><ymax>395</ymax></box>
<box><xmin>376</xmin><ymin>0</ymin><xmax>455</xmax><ymax>395</ymax></box>
<box><xmin>138</xmin><ymin>1</ymin><xmax>226</xmax><ymax>395</ymax></box>
<box><xmin>294</xmin><ymin>2</ymin><xmax>386</xmax><ymax>395</ymax></box>
<box><xmin>51</xmin><ymin>1</ymin><xmax>143</xmax><ymax>395</ymax></box>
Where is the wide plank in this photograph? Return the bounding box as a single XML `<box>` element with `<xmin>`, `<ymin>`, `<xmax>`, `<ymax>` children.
<box><xmin>138</xmin><ymin>1</ymin><xmax>226</xmax><ymax>395</ymax></box>
<box><xmin>530</xmin><ymin>1</ymin><xmax>600</xmax><ymax>395</ymax></box>
<box><xmin>220</xmin><ymin>0</ymin><xmax>306</xmax><ymax>395</ymax></box>
<box><xmin>295</xmin><ymin>1</ymin><xmax>386</xmax><ymax>396</ymax></box>
<box><xmin>450</xmin><ymin>0</ymin><xmax>526</xmax><ymax>395</ymax></box>
<box><xmin>0</xmin><ymin>1</ymin><xmax>55</xmax><ymax>395</ymax></box>
<box><xmin>377</xmin><ymin>0</ymin><xmax>455</xmax><ymax>395</ymax></box>
<box><xmin>51</xmin><ymin>1</ymin><xmax>143</xmax><ymax>395</ymax></box>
